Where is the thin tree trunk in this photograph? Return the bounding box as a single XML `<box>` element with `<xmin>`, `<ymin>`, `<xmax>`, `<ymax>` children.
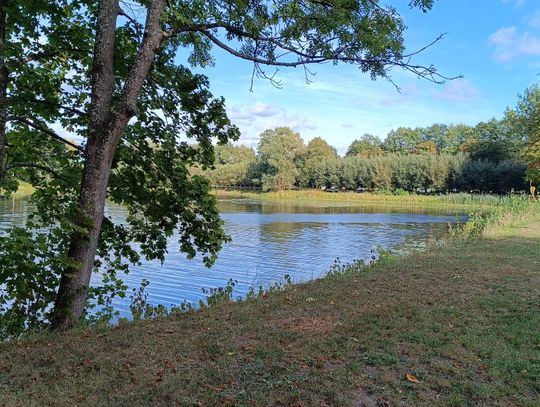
<box><xmin>51</xmin><ymin>0</ymin><xmax>166</xmax><ymax>330</ymax></box>
<box><xmin>0</xmin><ymin>2</ymin><xmax>8</xmax><ymax>185</ymax></box>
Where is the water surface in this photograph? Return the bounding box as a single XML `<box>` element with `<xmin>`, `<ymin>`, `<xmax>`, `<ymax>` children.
<box><xmin>0</xmin><ymin>197</ymin><xmax>465</xmax><ymax>317</ymax></box>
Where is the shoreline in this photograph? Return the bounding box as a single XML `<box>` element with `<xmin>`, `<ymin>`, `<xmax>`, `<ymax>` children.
<box><xmin>213</xmin><ymin>188</ymin><xmax>518</xmax><ymax>209</ymax></box>
<box><xmin>1</xmin><ymin>203</ymin><xmax>539</xmax><ymax>406</ymax></box>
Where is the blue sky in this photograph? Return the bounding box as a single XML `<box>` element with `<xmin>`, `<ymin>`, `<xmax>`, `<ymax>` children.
<box><xmin>188</xmin><ymin>0</ymin><xmax>540</xmax><ymax>154</ymax></box>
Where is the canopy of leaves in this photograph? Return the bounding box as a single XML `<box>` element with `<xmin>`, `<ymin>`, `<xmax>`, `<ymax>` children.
<box><xmin>257</xmin><ymin>127</ymin><xmax>306</xmax><ymax>191</ymax></box>
<box><xmin>0</xmin><ymin>1</ymin><xmax>240</xmax><ymax>337</ymax></box>
<box><xmin>346</xmin><ymin>134</ymin><xmax>383</xmax><ymax>157</ymax></box>
<box><xmin>515</xmin><ymin>84</ymin><xmax>540</xmax><ymax>184</ymax></box>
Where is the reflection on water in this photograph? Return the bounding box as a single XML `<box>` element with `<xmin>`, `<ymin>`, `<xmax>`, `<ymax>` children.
<box><xmin>0</xmin><ymin>198</ymin><xmax>31</xmax><ymax>229</ymax></box>
<box><xmin>0</xmin><ymin>197</ymin><xmax>465</xmax><ymax>317</ymax></box>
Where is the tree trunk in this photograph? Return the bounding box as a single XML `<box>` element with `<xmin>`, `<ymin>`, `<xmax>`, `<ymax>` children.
<box><xmin>0</xmin><ymin>2</ymin><xmax>8</xmax><ymax>185</ymax></box>
<box><xmin>51</xmin><ymin>0</ymin><xmax>166</xmax><ymax>330</ymax></box>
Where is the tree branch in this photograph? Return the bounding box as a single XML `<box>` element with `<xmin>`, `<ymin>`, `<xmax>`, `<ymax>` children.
<box><xmin>201</xmin><ymin>31</ymin><xmax>328</xmax><ymax>67</ymax></box>
<box><xmin>115</xmin><ymin>0</ymin><xmax>167</xmax><ymax>123</ymax></box>
<box><xmin>21</xmin><ymin>48</ymin><xmax>87</xmax><ymax>64</ymax></box>
<box><xmin>5</xmin><ymin>162</ymin><xmax>62</xmax><ymax>178</ymax></box>
<box><xmin>7</xmin><ymin>97</ymin><xmax>88</xmax><ymax>117</ymax></box>
<box><xmin>7</xmin><ymin>115</ymin><xmax>84</xmax><ymax>152</ymax></box>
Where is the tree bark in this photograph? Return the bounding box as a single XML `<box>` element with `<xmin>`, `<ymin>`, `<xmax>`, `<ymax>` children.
<box><xmin>51</xmin><ymin>0</ymin><xmax>166</xmax><ymax>330</ymax></box>
<box><xmin>0</xmin><ymin>2</ymin><xmax>8</xmax><ymax>185</ymax></box>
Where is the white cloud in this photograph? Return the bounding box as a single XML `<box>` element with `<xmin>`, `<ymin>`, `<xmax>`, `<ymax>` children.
<box><xmin>489</xmin><ymin>26</ymin><xmax>540</xmax><ymax>62</ymax></box>
<box><xmin>251</xmin><ymin>102</ymin><xmax>280</xmax><ymax>117</ymax></box>
<box><xmin>502</xmin><ymin>0</ymin><xmax>525</xmax><ymax>7</ymax></box>
<box><xmin>227</xmin><ymin>102</ymin><xmax>316</xmax><ymax>147</ymax></box>
<box><xmin>526</xmin><ymin>10</ymin><xmax>540</xmax><ymax>28</ymax></box>
<box><xmin>435</xmin><ymin>79</ymin><xmax>480</xmax><ymax>102</ymax></box>
<box><xmin>229</xmin><ymin>102</ymin><xmax>280</xmax><ymax>122</ymax></box>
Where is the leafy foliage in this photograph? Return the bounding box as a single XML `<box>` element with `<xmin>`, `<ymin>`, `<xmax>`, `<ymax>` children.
<box><xmin>345</xmin><ymin>134</ymin><xmax>383</xmax><ymax>157</ymax></box>
<box><xmin>0</xmin><ymin>1</ymin><xmax>239</xmax><ymax>337</ymax></box>
<box><xmin>206</xmin><ymin>125</ymin><xmax>528</xmax><ymax>194</ymax></box>
<box><xmin>515</xmin><ymin>84</ymin><xmax>540</xmax><ymax>185</ymax></box>
<box><xmin>257</xmin><ymin>127</ymin><xmax>306</xmax><ymax>191</ymax></box>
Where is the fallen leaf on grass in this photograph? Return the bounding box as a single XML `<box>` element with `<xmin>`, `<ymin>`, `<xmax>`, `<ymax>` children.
<box><xmin>205</xmin><ymin>383</ymin><xmax>226</xmax><ymax>392</ymax></box>
<box><xmin>406</xmin><ymin>373</ymin><xmax>421</xmax><ymax>383</ymax></box>
<box><xmin>220</xmin><ymin>395</ymin><xmax>234</xmax><ymax>406</ymax></box>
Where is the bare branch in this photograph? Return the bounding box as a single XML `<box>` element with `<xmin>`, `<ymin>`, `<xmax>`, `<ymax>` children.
<box><xmin>403</xmin><ymin>33</ymin><xmax>447</xmax><ymax>58</ymax></box>
<box><xmin>118</xmin><ymin>7</ymin><xmax>143</xmax><ymax>30</ymax></box>
<box><xmin>201</xmin><ymin>31</ymin><xmax>328</xmax><ymax>68</ymax></box>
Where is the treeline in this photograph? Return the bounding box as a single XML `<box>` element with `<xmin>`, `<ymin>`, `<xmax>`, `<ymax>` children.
<box><xmin>196</xmin><ymin>90</ymin><xmax>540</xmax><ymax>194</ymax></box>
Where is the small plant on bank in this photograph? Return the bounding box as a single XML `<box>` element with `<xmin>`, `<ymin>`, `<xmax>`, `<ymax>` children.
<box><xmin>129</xmin><ymin>279</ymin><xmax>168</xmax><ymax>321</ymax></box>
<box><xmin>201</xmin><ymin>278</ymin><xmax>237</xmax><ymax>307</ymax></box>
<box><xmin>326</xmin><ymin>246</ymin><xmax>396</xmax><ymax>277</ymax></box>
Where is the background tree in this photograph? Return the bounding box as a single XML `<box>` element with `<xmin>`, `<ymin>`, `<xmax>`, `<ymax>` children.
<box><xmin>382</xmin><ymin>127</ymin><xmax>421</xmax><ymax>153</ymax></box>
<box><xmin>205</xmin><ymin>144</ymin><xmax>257</xmax><ymax>187</ymax></box>
<box><xmin>467</xmin><ymin>139</ymin><xmax>514</xmax><ymax>162</ymax></box>
<box><xmin>303</xmin><ymin>137</ymin><xmax>338</xmax><ymax>188</ymax></box>
<box><xmin>258</xmin><ymin>127</ymin><xmax>306</xmax><ymax>191</ymax></box>
<box><xmin>515</xmin><ymin>84</ymin><xmax>540</xmax><ymax>185</ymax></box>
<box><xmin>346</xmin><ymin>134</ymin><xmax>383</xmax><ymax>157</ymax></box>
<box><xmin>415</xmin><ymin>140</ymin><xmax>438</xmax><ymax>155</ymax></box>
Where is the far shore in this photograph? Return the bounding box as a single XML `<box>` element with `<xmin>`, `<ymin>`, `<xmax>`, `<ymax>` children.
<box><xmin>5</xmin><ymin>183</ymin><xmax>527</xmax><ymax>213</ymax></box>
<box><xmin>213</xmin><ymin>188</ymin><xmax>519</xmax><ymax>210</ymax></box>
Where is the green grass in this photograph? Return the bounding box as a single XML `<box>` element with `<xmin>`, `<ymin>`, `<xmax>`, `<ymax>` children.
<box><xmin>1</xmin><ymin>205</ymin><xmax>539</xmax><ymax>406</ymax></box>
<box><xmin>1</xmin><ymin>181</ymin><xmax>34</xmax><ymax>199</ymax></box>
<box><xmin>215</xmin><ymin>189</ymin><xmax>519</xmax><ymax>210</ymax></box>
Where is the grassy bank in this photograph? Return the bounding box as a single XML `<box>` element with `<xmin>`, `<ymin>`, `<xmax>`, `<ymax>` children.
<box><xmin>1</xmin><ymin>205</ymin><xmax>539</xmax><ymax>406</ymax></box>
<box><xmin>0</xmin><ymin>182</ymin><xmax>34</xmax><ymax>199</ymax></box>
<box><xmin>5</xmin><ymin>184</ymin><xmax>517</xmax><ymax>211</ymax></box>
<box><xmin>215</xmin><ymin>189</ymin><xmax>519</xmax><ymax>210</ymax></box>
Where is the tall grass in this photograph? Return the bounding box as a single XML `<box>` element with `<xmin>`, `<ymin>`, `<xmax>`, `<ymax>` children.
<box><xmin>1</xmin><ymin>182</ymin><xmax>34</xmax><ymax>199</ymax></box>
<box><xmin>214</xmin><ymin>189</ymin><xmax>521</xmax><ymax>208</ymax></box>
<box><xmin>449</xmin><ymin>196</ymin><xmax>539</xmax><ymax>239</ymax></box>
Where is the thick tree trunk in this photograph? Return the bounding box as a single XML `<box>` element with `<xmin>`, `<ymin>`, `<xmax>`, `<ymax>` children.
<box><xmin>0</xmin><ymin>2</ymin><xmax>8</xmax><ymax>185</ymax></box>
<box><xmin>51</xmin><ymin>0</ymin><xmax>166</xmax><ymax>330</ymax></box>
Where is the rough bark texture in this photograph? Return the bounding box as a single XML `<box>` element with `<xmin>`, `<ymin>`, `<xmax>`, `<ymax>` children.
<box><xmin>51</xmin><ymin>0</ymin><xmax>166</xmax><ymax>330</ymax></box>
<box><xmin>0</xmin><ymin>2</ymin><xmax>8</xmax><ymax>185</ymax></box>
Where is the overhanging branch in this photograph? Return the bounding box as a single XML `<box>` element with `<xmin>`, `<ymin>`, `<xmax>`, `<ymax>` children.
<box><xmin>6</xmin><ymin>162</ymin><xmax>62</xmax><ymax>178</ymax></box>
<box><xmin>7</xmin><ymin>116</ymin><xmax>84</xmax><ymax>152</ymax></box>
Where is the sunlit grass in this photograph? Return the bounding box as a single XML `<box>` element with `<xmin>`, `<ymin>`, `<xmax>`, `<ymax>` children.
<box><xmin>214</xmin><ymin>189</ymin><xmax>515</xmax><ymax>209</ymax></box>
<box><xmin>2</xmin><ymin>182</ymin><xmax>35</xmax><ymax>199</ymax></box>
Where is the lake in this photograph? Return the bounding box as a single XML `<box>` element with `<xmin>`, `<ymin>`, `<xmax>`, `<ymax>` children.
<box><xmin>0</xmin><ymin>197</ymin><xmax>466</xmax><ymax>317</ymax></box>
